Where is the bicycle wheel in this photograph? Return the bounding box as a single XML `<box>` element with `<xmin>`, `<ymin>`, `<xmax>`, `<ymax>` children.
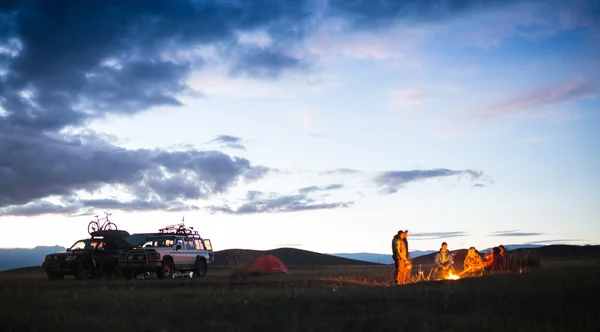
<box><xmin>88</xmin><ymin>222</ymin><xmax>100</xmax><ymax>234</ymax></box>
<box><xmin>104</xmin><ymin>222</ymin><xmax>118</xmax><ymax>230</ymax></box>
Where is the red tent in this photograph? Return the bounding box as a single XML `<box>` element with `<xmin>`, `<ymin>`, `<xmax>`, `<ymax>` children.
<box><xmin>246</xmin><ymin>254</ymin><xmax>290</xmax><ymax>275</ymax></box>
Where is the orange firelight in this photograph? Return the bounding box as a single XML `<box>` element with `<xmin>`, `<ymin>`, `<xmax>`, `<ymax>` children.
<box><xmin>446</xmin><ymin>271</ymin><xmax>460</xmax><ymax>280</ymax></box>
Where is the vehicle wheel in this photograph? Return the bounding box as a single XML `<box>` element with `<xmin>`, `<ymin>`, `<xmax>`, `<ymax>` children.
<box><xmin>194</xmin><ymin>257</ymin><xmax>207</xmax><ymax>278</ymax></box>
<box><xmin>104</xmin><ymin>222</ymin><xmax>118</xmax><ymax>231</ymax></box>
<box><xmin>157</xmin><ymin>259</ymin><xmax>174</xmax><ymax>279</ymax></box>
<box><xmin>75</xmin><ymin>263</ymin><xmax>93</xmax><ymax>280</ymax></box>
<box><xmin>88</xmin><ymin>221</ymin><xmax>99</xmax><ymax>234</ymax></box>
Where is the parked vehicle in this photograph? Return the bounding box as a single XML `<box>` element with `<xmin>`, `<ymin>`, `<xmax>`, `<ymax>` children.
<box><xmin>117</xmin><ymin>222</ymin><xmax>214</xmax><ymax>279</ymax></box>
<box><xmin>42</xmin><ymin>230</ymin><xmax>133</xmax><ymax>280</ymax></box>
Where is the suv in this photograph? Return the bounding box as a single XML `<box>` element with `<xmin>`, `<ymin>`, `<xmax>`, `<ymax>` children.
<box><xmin>42</xmin><ymin>230</ymin><xmax>133</xmax><ymax>280</ymax></box>
<box><xmin>117</xmin><ymin>223</ymin><xmax>214</xmax><ymax>279</ymax></box>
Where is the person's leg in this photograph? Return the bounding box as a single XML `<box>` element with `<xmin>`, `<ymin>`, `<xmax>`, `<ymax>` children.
<box><xmin>403</xmin><ymin>265</ymin><xmax>412</xmax><ymax>284</ymax></box>
<box><xmin>394</xmin><ymin>258</ymin><xmax>399</xmax><ymax>284</ymax></box>
<box><xmin>396</xmin><ymin>263</ymin><xmax>404</xmax><ymax>285</ymax></box>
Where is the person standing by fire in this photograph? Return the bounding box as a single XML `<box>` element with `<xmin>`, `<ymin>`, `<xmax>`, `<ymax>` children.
<box><xmin>392</xmin><ymin>230</ymin><xmax>411</xmax><ymax>285</ymax></box>
<box><xmin>434</xmin><ymin>242</ymin><xmax>454</xmax><ymax>279</ymax></box>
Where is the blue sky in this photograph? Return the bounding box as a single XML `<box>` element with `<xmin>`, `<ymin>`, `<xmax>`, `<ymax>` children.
<box><xmin>0</xmin><ymin>0</ymin><xmax>598</xmax><ymax>255</ymax></box>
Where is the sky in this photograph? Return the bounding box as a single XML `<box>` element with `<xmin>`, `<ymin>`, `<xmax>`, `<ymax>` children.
<box><xmin>0</xmin><ymin>0</ymin><xmax>599</xmax><ymax>255</ymax></box>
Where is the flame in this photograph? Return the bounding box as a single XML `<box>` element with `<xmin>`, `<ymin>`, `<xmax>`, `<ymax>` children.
<box><xmin>446</xmin><ymin>271</ymin><xmax>460</xmax><ymax>280</ymax></box>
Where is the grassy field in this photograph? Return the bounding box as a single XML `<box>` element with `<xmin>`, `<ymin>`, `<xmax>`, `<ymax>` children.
<box><xmin>1</xmin><ymin>260</ymin><xmax>598</xmax><ymax>332</ymax></box>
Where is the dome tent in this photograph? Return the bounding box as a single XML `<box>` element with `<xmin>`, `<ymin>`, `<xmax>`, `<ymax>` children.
<box><xmin>246</xmin><ymin>254</ymin><xmax>290</xmax><ymax>276</ymax></box>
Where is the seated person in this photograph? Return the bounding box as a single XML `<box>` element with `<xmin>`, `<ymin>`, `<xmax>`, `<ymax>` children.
<box><xmin>485</xmin><ymin>247</ymin><xmax>504</xmax><ymax>272</ymax></box>
<box><xmin>434</xmin><ymin>242</ymin><xmax>455</xmax><ymax>278</ymax></box>
<box><xmin>463</xmin><ymin>247</ymin><xmax>485</xmax><ymax>276</ymax></box>
<box><xmin>498</xmin><ymin>245</ymin><xmax>511</xmax><ymax>271</ymax></box>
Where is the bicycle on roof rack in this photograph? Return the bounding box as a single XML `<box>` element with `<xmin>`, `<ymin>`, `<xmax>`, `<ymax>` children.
<box><xmin>88</xmin><ymin>211</ymin><xmax>118</xmax><ymax>235</ymax></box>
<box><xmin>158</xmin><ymin>217</ymin><xmax>199</xmax><ymax>236</ymax></box>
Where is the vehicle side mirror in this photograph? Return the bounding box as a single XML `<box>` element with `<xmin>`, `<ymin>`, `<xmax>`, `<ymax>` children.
<box><xmin>66</xmin><ymin>248</ymin><xmax>71</xmax><ymax>252</ymax></box>
<box><xmin>176</xmin><ymin>244</ymin><xmax>182</xmax><ymax>250</ymax></box>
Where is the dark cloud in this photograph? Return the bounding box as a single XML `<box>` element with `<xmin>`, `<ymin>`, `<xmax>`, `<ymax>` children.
<box><xmin>208</xmin><ymin>190</ymin><xmax>352</xmax><ymax>215</ymax></box>
<box><xmin>207</xmin><ymin>135</ymin><xmax>246</xmax><ymax>150</ymax></box>
<box><xmin>327</xmin><ymin>0</ymin><xmax>537</xmax><ymax>30</ymax></box>
<box><xmin>489</xmin><ymin>231</ymin><xmax>544</xmax><ymax>237</ymax></box>
<box><xmin>0</xmin><ymin>0</ymin><xmax>314</xmax><ymax>133</ymax></box>
<box><xmin>375</xmin><ymin>169</ymin><xmax>483</xmax><ymax>194</ymax></box>
<box><xmin>228</xmin><ymin>46</ymin><xmax>307</xmax><ymax>79</ymax></box>
<box><xmin>298</xmin><ymin>184</ymin><xmax>343</xmax><ymax>194</ymax></box>
<box><xmin>0</xmin><ymin>198</ymin><xmax>199</xmax><ymax>217</ymax></box>
<box><xmin>409</xmin><ymin>231</ymin><xmax>468</xmax><ymax>240</ymax></box>
<box><xmin>0</xmin><ymin>129</ymin><xmax>270</xmax><ymax>216</ymax></box>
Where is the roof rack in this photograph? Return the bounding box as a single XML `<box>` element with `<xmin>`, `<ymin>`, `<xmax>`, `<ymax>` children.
<box><xmin>157</xmin><ymin>217</ymin><xmax>200</xmax><ymax>236</ymax></box>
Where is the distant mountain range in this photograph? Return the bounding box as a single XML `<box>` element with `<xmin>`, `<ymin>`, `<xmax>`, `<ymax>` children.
<box><xmin>330</xmin><ymin>250</ymin><xmax>437</xmax><ymax>264</ymax></box>
<box><xmin>0</xmin><ymin>246</ymin><xmax>66</xmax><ymax>272</ymax></box>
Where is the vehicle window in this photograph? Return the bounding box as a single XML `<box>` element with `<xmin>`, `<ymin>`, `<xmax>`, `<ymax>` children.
<box><xmin>145</xmin><ymin>238</ymin><xmax>175</xmax><ymax>247</ymax></box>
<box><xmin>175</xmin><ymin>239</ymin><xmax>184</xmax><ymax>249</ymax></box>
<box><xmin>203</xmin><ymin>240</ymin><xmax>212</xmax><ymax>251</ymax></box>
<box><xmin>70</xmin><ymin>241</ymin><xmax>86</xmax><ymax>250</ymax></box>
<box><xmin>185</xmin><ymin>239</ymin><xmax>195</xmax><ymax>250</ymax></box>
<box><xmin>194</xmin><ymin>239</ymin><xmax>204</xmax><ymax>250</ymax></box>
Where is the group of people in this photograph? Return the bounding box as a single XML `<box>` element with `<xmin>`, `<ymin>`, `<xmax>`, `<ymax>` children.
<box><xmin>461</xmin><ymin>244</ymin><xmax>511</xmax><ymax>276</ymax></box>
<box><xmin>392</xmin><ymin>230</ymin><xmax>512</xmax><ymax>285</ymax></box>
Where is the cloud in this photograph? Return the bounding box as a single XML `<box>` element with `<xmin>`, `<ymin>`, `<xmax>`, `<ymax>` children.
<box><xmin>326</xmin><ymin>0</ymin><xmax>531</xmax><ymax>30</ymax></box>
<box><xmin>374</xmin><ymin>169</ymin><xmax>483</xmax><ymax>194</ymax></box>
<box><xmin>0</xmin><ymin>1</ymin><xmax>318</xmax><ymax>134</ymax></box>
<box><xmin>409</xmin><ymin>231</ymin><xmax>468</xmax><ymax>240</ymax></box>
<box><xmin>0</xmin><ymin>129</ymin><xmax>271</xmax><ymax>216</ymax></box>
<box><xmin>207</xmin><ymin>135</ymin><xmax>246</xmax><ymax>150</ymax></box>
<box><xmin>319</xmin><ymin>168</ymin><xmax>363</xmax><ymax>176</ymax></box>
<box><xmin>207</xmin><ymin>190</ymin><xmax>353</xmax><ymax>215</ymax></box>
<box><xmin>489</xmin><ymin>231</ymin><xmax>544</xmax><ymax>237</ymax></box>
<box><xmin>1</xmin><ymin>198</ymin><xmax>200</xmax><ymax>217</ymax></box>
<box><xmin>478</xmin><ymin>78</ymin><xmax>600</xmax><ymax>119</ymax></box>
<box><xmin>228</xmin><ymin>46</ymin><xmax>308</xmax><ymax>79</ymax></box>
<box><xmin>298</xmin><ymin>184</ymin><xmax>343</xmax><ymax>194</ymax></box>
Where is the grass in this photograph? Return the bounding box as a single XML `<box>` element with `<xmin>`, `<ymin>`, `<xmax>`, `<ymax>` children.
<box><xmin>1</xmin><ymin>260</ymin><xmax>598</xmax><ymax>332</ymax></box>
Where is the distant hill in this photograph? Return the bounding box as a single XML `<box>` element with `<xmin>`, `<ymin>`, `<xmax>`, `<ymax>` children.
<box><xmin>0</xmin><ymin>246</ymin><xmax>66</xmax><ymax>272</ymax></box>
<box><xmin>213</xmin><ymin>247</ymin><xmax>384</xmax><ymax>268</ymax></box>
<box><xmin>330</xmin><ymin>250</ymin><xmax>437</xmax><ymax>264</ymax></box>
<box><xmin>510</xmin><ymin>244</ymin><xmax>600</xmax><ymax>260</ymax></box>
<box><xmin>480</xmin><ymin>244</ymin><xmax>543</xmax><ymax>253</ymax></box>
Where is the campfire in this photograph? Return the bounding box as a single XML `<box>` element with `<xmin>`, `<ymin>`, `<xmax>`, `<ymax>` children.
<box><xmin>445</xmin><ymin>271</ymin><xmax>460</xmax><ymax>280</ymax></box>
